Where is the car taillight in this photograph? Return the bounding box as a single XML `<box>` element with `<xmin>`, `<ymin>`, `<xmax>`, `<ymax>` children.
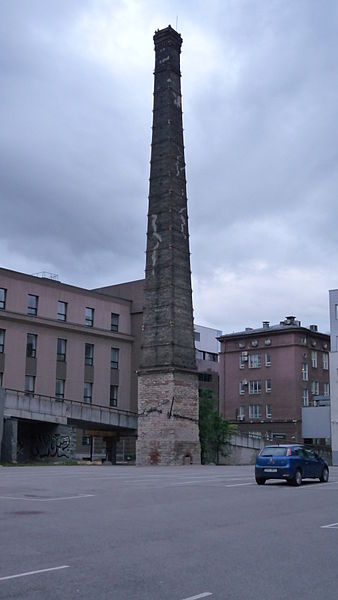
<box><xmin>286</xmin><ymin>448</ymin><xmax>292</xmax><ymax>456</ymax></box>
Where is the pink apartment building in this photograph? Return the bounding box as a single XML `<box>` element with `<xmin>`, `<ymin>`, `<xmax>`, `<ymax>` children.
<box><xmin>0</xmin><ymin>267</ymin><xmax>139</xmax><ymax>462</ymax></box>
<box><xmin>218</xmin><ymin>317</ymin><xmax>330</xmax><ymax>443</ymax></box>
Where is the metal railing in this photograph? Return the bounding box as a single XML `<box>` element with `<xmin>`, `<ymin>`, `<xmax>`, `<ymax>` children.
<box><xmin>4</xmin><ymin>388</ymin><xmax>138</xmax><ymax>429</ymax></box>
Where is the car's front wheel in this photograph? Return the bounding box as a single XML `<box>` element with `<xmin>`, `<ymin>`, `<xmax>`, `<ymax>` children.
<box><xmin>255</xmin><ymin>477</ymin><xmax>266</xmax><ymax>485</ymax></box>
<box><xmin>319</xmin><ymin>467</ymin><xmax>329</xmax><ymax>483</ymax></box>
<box><xmin>292</xmin><ymin>469</ymin><xmax>302</xmax><ymax>486</ymax></box>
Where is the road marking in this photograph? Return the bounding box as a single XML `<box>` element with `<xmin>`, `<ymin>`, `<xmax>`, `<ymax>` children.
<box><xmin>180</xmin><ymin>593</ymin><xmax>212</xmax><ymax>600</ymax></box>
<box><xmin>0</xmin><ymin>494</ymin><xmax>95</xmax><ymax>502</ymax></box>
<box><xmin>0</xmin><ymin>565</ymin><xmax>70</xmax><ymax>581</ymax></box>
<box><xmin>226</xmin><ymin>482</ymin><xmax>255</xmax><ymax>488</ymax></box>
<box><xmin>321</xmin><ymin>522</ymin><xmax>338</xmax><ymax>529</ymax></box>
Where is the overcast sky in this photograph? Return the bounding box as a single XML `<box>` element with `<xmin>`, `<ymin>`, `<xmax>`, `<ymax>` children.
<box><xmin>1</xmin><ymin>0</ymin><xmax>338</xmax><ymax>334</ymax></box>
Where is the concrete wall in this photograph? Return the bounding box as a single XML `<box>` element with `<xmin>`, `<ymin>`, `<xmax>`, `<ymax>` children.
<box><xmin>220</xmin><ymin>433</ymin><xmax>264</xmax><ymax>465</ymax></box>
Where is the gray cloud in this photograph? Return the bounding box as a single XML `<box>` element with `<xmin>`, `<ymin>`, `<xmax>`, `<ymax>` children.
<box><xmin>1</xmin><ymin>0</ymin><xmax>337</xmax><ymax>333</ymax></box>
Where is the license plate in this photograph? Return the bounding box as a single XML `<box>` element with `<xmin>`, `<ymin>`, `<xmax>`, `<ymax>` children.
<box><xmin>264</xmin><ymin>468</ymin><xmax>277</xmax><ymax>473</ymax></box>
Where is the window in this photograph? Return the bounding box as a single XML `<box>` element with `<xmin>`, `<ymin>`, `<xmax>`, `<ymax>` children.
<box><xmin>249</xmin><ymin>380</ymin><xmax>261</xmax><ymax>395</ymax></box>
<box><xmin>300</xmin><ymin>336</ymin><xmax>307</xmax><ymax>345</ymax></box>
<box><xmin>311</xmin><ymin>381</ymin><xmax>319</xmax><ymax>396</ymax></box>
<box><xmin>0</xmin><ymin>288</ymin><xmax>6</xmax><ymax>310</ymax></box>
<box><xmin>323</xmin><ymin>382</ymin><xmax>330</xmax><ymax>397</ymax></box>
<box><xmin>84</xmin><ymin>382</ymin><xmax>92</xmax><ymax>404</ymax></box>
<box><xmin>82</xmin><ymin>435</ymin><xmax>91</xmax><ymax>446</ymax></box>
<box><xmin>323</xmin><ymin>353</ymin><xmax>329</xmax><ymax>370</ymax></box>
<box><xmin>195</xmin><ymin>349</ymin><xmax>204</xmax><ymax>360</ymax></box>
<box><xmin>0</xmin><ymin>372</ymin><xmax>3</xmax><ymax>387</ymax></box>
<box><xmin>311</xmin><ymin>351</ymin><xmax>317</xmax><ymax>368</ymax></box>
<box><xmin>239</xmin><ymin>380</ymin><xmax>247</xmax><ymax>394</ymax></box>
<box><xmin>27</xmin><ymin>294</ymin><xmax>38</xmax><ymax>316</ymax></box>
<box><xmin>0</xmin><ymin>329</ymin><xmax>5</xmax><ymax>353</ymax></box>
<box><xmin>265</xmin><ymin>379</ymin><xmax>271</xmax><ymax>393</ymax></box>
<box><xmin>111</xmin><ymin>312</ymin><xmax>120</xmax><ymax>332</ymax></box>
<box><xmin>85</xmin><ymin>307</ymin><xmax>94</xmax><ymax>327</ymax></box>
<box><xmin>265</xmin><ymin>353</ymin><xmax>271</xmax><ymax>367</ymax></box>
<box><xmin>236</xmin><ymin>406</ymin><xmax>245</xmax><ymax>420</ymax></box>
<box><xmin>249</xmin><ymin>404</ymin><xmax>262</xmax><ymax>419</ymax></box>
<box><xmin>26</xmin><ymin>333</ymin><xmax>37</xmax><ymax>358</ymax></box>
<box><xmin>302</xmin><ymin>389</ymin><xmax>309</xmax><ymax>407</ymax></box>
<box><xmin>57</xmin><ymin>338</ymin><xmax>67</xmax><ymax>362</ymax></box>
<box><xmin>335</xmin><ymin>304</ymin><xmax>338</xmax><ymax>320</ymax></box>
<box><xmin>198</xmin><ymin>373</ymin><xmax>212</xmax><ymax>382</ymax></box>
<box><xmin>266</xmin><ymin>404</ymin><xmax>272</xmax><ymax>418</ymax></box>
<box><xmin>249</xmin><ymin>354</ymin><xmax>261</xmax><ymax>369</ymax></box>
<box><xmin>58</xmin><ymin>301</ymin><xmax>67</xmax><ymax>321</ymax></box>
<box><xmin>239</xmin><ymin>352</ymin><xmax>248</xmax><ymax>368</ymax></box>
<box><xmin>55</xmin><ymin>379</ymin><xmax>65</xmax><ymax>399</ymax></box>
<box><xmin>111</xmin><ymin>347</ymin><xmax>119</xmax><ymax>369</ymax></box>
<box><xmin>207</xmin><ymin>352</ymin><xmax>218</xmax><ymax>362</ymax></box>
<box><xmin>301</xmin><ymin>363</ymin><xmax>308</xmax><ymax>381</ymax></box>
<box><xmin>85</xmin><ymin>343</ymin><xmax>94</xmax><ymax>366</ymax></box>
<box><xmin>110</xmin><ymin>384</ymin><xmax>118</xmax><ymax>407</ymax></box>
<box><xmin>25</xmin><ymin>375</ymin><xmax>35</xmax><ymax>394</ymax></box>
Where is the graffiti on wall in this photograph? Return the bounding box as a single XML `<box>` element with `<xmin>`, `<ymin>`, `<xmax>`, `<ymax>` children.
<box><xmin>32</xmin><ymin>433</ymin><xmax>71</xmax><ymax>459</ymax></box>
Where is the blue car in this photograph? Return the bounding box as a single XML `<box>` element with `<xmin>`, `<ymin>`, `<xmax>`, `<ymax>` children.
<box><xmin>255</xmin><ymin>444</ymin><xmax>329</xmax><ymax>486</ymax></box>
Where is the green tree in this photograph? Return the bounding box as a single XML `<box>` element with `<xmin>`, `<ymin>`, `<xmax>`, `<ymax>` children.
<box><xmin>199</xmin><ymin>390</ymin><xmax>236</xmax><ymax>464</ymax></box>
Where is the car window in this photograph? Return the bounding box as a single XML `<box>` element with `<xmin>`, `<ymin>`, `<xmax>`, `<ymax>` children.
<box><xmin>304</xmin><ymin>448</ymin><xmax>315</xmax><ymax>458</ymax></box>
<box><xmin>294</xmin><ymin>447</ymin><xmax>305</xmax><ymax>457</ymax></box>
<box><xmin>261</xmin><ymin>447</ymin><xmax>287</xmax><ymax>457</ymax></box>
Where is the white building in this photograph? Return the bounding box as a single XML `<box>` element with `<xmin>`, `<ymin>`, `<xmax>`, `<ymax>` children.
<box><xmin>329</xmin><ymin>289</ymin><xmax>338</xmax><ymax>465</ymax></box>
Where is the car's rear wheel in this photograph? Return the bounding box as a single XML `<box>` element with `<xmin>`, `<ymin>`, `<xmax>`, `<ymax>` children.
<box><xmin>292</xmin><ymin>469</ymin><xmax>302</xmax><ymax>486</ymax></box>
<box><xmin>319</xmin><ymin>467</ymin><xmax>329</xmax><ymax>483</ymax></box>
<box><xmin>255</xmin><ymin>477</ymin><xmax>266</xmax><ymax>485</ymax></box>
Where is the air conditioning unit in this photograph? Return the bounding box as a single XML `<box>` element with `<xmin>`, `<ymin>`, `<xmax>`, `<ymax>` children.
<box><xmin>239</xmin><ymin>416</ymin><xmax>245</xmax><ymax>421</ymax></box>
<box><xmin>242</xmin><ymin>380</ymin><xmax>248</xmax><ymax>385</ymax></box>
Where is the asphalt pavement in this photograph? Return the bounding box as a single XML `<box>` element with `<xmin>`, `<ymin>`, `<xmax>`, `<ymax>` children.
<box><xmin>0</xmin><ymin>464</ymin><xmax>337</xmax><ymax>600</ymax></box>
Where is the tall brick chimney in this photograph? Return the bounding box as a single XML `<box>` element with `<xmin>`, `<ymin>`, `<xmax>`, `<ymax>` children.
<box><xmin>136</xmin><ymin>26</ymin><xmax>201</xmax><ymax>466</ymax></box>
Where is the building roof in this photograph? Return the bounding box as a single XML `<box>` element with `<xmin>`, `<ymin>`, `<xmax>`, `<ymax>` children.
<box><xmin>218</xmin><ymin>316</ymin><xmax>329</xmax><ymax>341</ymax></box>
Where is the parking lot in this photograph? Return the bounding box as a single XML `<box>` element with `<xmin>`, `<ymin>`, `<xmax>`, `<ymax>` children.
<box><xmin>1</xmin><ymin>464</ymin><xmax>338</xmax><ymax>600</ymax></box>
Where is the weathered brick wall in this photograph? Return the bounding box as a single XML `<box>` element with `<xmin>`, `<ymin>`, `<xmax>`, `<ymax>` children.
<box><xmin>137</xmin><ymin>370</ymin><xmax>201</xmax><ymax>465</ymax></box>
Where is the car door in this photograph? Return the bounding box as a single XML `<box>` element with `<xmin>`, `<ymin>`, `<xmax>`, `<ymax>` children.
<box><xmin>303</xmin><ymin>448</ymin><xmax>319</xmax><ymax>478</ymax></box>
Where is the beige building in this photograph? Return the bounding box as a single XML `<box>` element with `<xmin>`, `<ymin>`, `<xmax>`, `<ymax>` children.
<box><xmin>0</xmin><ymin>268</ymin><xmax>221</xmax><ymax>463</ymax></box>
<box><xmin>0</xmin><ymin>267</ymin><xmax>139</xmax><ymax>462</ymax></box>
